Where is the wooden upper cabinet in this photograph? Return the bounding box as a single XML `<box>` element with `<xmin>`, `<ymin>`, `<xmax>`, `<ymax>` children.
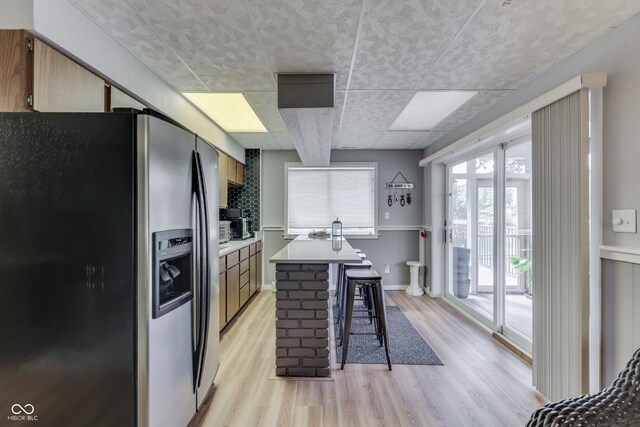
<box><xmin>227</xmin><ymin>156</ymin><xmax>237</xmax><ymax>185</ymax></box>
<box><xmin>227</xmin><ymin>156</ymin><xmax>244</xmax><ymax>187</ymax></box>
<box><xmin>0</xmin><ymin>30</ymin><xmax>33</xmax><ymax>112</ymax></box>
<box><xmin>236</xmin><ymin>162</ymin><xmax>244</xmax><ymax>186</ymax></box>
<box><xmin>109</xmin><ymin>86</ymin><xmax>146</xmax><ymax>111</ymax></box>
<box><xmin>218</xmin><ymin>151</ymin><xmax>228</xmax><ymax>208</ymax></box>
<box><xmin>33</xmin><ymin>39</ymin><xmax>105</xmax><ymax>112</ymax></box>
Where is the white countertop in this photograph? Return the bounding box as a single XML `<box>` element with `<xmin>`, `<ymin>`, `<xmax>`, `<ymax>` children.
<box><xmin>219</xmin><ymin>234</ymin><xmax>262</xmax><ymax>257</ymax></box>
<box><xmin>269</xmin><ymin>235</ymin><xmax>362</xmax><ymax>264</ymax></box>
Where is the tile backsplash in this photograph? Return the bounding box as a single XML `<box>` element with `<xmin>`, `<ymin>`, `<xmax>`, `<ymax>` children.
<box><xmin>228</xmin><ymin>149</ymin><xmax>260</xmax><ymax>230</ymax></box>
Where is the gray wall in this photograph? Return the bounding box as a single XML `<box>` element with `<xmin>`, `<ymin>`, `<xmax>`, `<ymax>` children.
<box><xmin>422</xmin><ymin>12</ymin><xmax>640</xmax><ymax>386</ymax></box>
<box><xmin>601</xmin><ymin>259</ymin><xmax>640</xmax><ymax>385</ymax></box>
<box><xmin>261</xmin><ymin>150</ymin><xmax>301</xmax><ymax>288</ymax></box>
<box><xmin>330</xmin><ymin>149</ymin><xmax>424</xmax><ymax>227</ymax></box>
<box><xmin>261</xmin><ymin>149</ymin><xmax>424</xmax><ymax>289</ymax></box>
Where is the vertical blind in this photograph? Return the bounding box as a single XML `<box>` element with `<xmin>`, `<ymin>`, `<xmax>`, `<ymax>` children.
<box><xmin>532</xmin><ymin>88</ymin><xmax>590</xmax><ymax>401</ymax></box>
<box><xmin>287</xmin><ymin>165</ymin><xmax>376</xmax><ymax>235</ymax></box>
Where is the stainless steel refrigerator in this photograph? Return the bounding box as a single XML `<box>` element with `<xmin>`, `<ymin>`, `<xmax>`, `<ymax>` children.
<box><xmin>0</xmin><ymin>110</ymin><xmax>219</xmax><ymax>427</ymax></box>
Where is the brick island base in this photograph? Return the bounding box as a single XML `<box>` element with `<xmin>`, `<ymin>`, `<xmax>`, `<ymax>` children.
<box><xmin>275</xmin><ymin>263</ymin><xmax>330</xmax><ymax>377</ymax></box>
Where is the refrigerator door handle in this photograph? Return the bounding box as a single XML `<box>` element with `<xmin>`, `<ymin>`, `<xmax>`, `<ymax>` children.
<box><xmin>191</xmin><ymin>151</ymin><xmax>207</xmax><ymax>392</ymax></box>
<box><xmin>195</xmin><ymin>151</ymin><xmax>211</xmax><ymax>388</ymax></box>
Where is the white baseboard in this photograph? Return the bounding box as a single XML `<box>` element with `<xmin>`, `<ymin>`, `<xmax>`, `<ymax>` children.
<box><xmin>382</xmin><ymin>285</ymin><xmax>409</xmax><ymax>291</ymax></box>
<box><xmin>260</xmin><ymin>283</ymin><xmax>273</xmax><ymax>292</ymax></box>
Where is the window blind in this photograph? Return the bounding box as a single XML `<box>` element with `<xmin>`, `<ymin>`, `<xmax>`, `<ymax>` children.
<box><xmin>532</xmin><ymin>88</ymin><xmax>590</xmax><ymax>401</ymax></box>
<box><xmin>287</xmin><ymin>165</ymin><xmax>376</xmax><ymax>235</ymax></box>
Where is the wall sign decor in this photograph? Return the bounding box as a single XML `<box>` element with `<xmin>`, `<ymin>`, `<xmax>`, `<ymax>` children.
<box><xmin>386</xmin><ymin>172</ymin><xmax>414</xmax><ymax>207</ymax></box>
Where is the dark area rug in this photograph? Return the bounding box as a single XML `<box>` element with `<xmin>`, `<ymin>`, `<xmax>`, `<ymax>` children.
<box><xmin>335</xmin><ymin>305</ymin><xmax>444</xmax><ymax>365</ymax></box>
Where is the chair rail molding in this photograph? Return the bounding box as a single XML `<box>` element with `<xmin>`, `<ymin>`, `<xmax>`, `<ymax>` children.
<box><xmin>599</xmin><ymin>245</ymin><xmax>640</xmax><ymax>265</ymax></box>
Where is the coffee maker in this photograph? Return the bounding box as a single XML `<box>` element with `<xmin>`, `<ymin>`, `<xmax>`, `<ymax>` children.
<box><xmin>219</xmin><ymin>208</ymin><xmax>253</xmax><ymax>240</ymax></box>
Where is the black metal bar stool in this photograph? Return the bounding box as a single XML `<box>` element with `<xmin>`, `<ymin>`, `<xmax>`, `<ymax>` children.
<box><xmin>336</xmin><ymin>260</ymin><xmax>372</xmax><ymax>344</ymax></box>
<box><xmin>336</xmin><ymin>252</ymin><xmax>365</xmax><ymax>299</ymax></box>
<box><xmin>341</xmin><ymin>269</ymin><xmax>391</xmax><ymax>371</ymax></box>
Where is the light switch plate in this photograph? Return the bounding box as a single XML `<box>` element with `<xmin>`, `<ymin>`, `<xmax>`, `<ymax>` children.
<box><xmin>612</xmin><ymin>209</ymin><xmax>636</xmax><ymax>233</ymax></box>
<box><xmin>384</xmin><ymin>212</ymin><xmax>389</xmax><ymax>219</ymax></box>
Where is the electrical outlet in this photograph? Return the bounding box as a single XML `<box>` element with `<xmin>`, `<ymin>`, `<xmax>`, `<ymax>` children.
<box><xmin>384</xmin><ymin>264</ymin><xmax>390</xmax><ymax>274</ymax></box>
<box><xmin>384</xmin><ymin>212</ymin><xmax>389</xmax><ymax>219</ymax></box>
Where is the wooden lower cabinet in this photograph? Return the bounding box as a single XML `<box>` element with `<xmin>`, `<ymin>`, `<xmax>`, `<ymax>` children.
<box><xmin>219</xmin><ymin>272</ymin><xmax>226</xmax><ymax>331</ymax></box>
<box><xmin>240</xmin><ymin>283</ymin><xmax>250</xmax><ymax>306</ymax></box>
<box><xmin>249</xmin><ymin>254</ymin><xmax>257</xmax><ymax>295</ymax></box>
<box><xmin>226</xmin><ymin>264</ymin><xmax>240</xmax><ymax>322</ymax></box>
<box><xmin>219</xmin><ymin>241</ymin><xmax>262</xmax><ymax>332</ymax></box>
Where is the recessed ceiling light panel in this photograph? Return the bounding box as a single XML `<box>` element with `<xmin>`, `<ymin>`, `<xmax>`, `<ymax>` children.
<box><xmin>389</xmin><ymin>91</ymin><xmax>477</xmax><ymax>131</ymax></box>
<box><xmin>183</xmin><ymin>92</ymin><xmax>267</xmax><ymax>133</ymax></box>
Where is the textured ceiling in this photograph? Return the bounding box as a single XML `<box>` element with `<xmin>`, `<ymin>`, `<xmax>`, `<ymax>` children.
<box><xmin>70</xmin><ymin>0</ymin><xmax>640</xmax><ymax>151</ymax></box>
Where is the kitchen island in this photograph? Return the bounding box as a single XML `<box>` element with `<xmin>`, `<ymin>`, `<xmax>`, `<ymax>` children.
<box><xmin>270</xmin><ymin>235</ymin><xmax>361</xmax><ymax>377</ymax></box>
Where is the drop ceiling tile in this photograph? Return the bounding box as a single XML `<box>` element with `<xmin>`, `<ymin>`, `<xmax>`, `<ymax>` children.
<box><xmin>245</xmin><ymin>0</ymin><xmax>362</xmax><ymax>90</ymax></box>
<box><xmin>373</xmin><ymin>131</ymin><xmax>428</xmax><ymax>149</ymax></box>
<box><xmin>230</xmin><ymin>132</ymin><xmax>276</xmax><ymax>149</ymax></box>
<box><xmin>69</xmin><ymin>0</ymin><xmax>207</xmax><ymax>91</ymax></box>
<box><xmin>339</xmin><ymin>90</ymin><xmax>415</xmax><ymax>133</ymax></box>
<box><xmin>243</xmin><ymin>92</ymin><xmax>288</xmax><ymax>133</ymax></box>
<box><xmin>349</xmin><ymin>0</ymin><xmax>481</xmax><ymax>90</ymax></box>
<box><xmin>410</xmin><ymin>132</ymin><xmax>448</xmax><ymax>149</ymax></box>
<box><xmin>430</xmin><ymin>90</ymin><xmax>511</xmax><ymax>132</ymax></box>
<box><xmin>332</xmin><ymin>131</ymin><xmax>383</xmax><ymax>149</ymax></box>
<box><xmin>423</xmin><ymin>1</ymin><xmax>640</xmax><ymax>89</ymax></box>
<box><xmin>124</xmin><ymin>0</ymin><xmax>275</xmax><ymax>91</ymax></box>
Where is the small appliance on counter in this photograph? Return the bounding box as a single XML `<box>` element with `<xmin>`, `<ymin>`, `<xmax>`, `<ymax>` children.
<box><xmin>220</xmin><ymin>208</ymin><xmax>253</xmax><ymax>240</ymax></box>
<box><xmin>219</xmin><ymin>220</ymin><xmax>231</xmax><ymax>244</ymax></box>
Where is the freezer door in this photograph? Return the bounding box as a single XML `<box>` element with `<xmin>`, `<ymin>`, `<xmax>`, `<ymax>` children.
<box><xmin>138</xmin><ymin>113</ymin><xmax>196</xmax><ymax>427</ymax></box>
<box><xmin>195</xmin><ymin>137</ymin><xmax>220</xmax><ymax>408</ymax></box>
<box><xmin>0</xmin><ymin>113</ymin><xmax>136</xmax><ymax>427</ymax></box>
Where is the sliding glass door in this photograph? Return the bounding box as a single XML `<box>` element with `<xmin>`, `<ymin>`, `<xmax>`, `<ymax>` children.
<box><xmin>446</xmin><ymin>138</ymin><xmax>532</xmax><ymax>351</ymax></box>
<box><xmin>447</xmin><ymin>151</ymin><xmax>496</xmax><ymax>323</ymax></box>
<box><xmin>503</xmin><ymin>143</ymin><xmax>533</xmax><ymax>344</ymax></box>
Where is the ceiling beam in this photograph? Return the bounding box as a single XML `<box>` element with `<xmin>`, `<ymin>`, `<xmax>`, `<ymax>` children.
<box><xmin>278</xmin><ymin>74</ymin><xmax>334</xmax><ymax>166</ymax></box>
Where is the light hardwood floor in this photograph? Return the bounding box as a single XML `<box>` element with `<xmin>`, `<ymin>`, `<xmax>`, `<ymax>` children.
<box><xmin>194</xmin><ymin>291</ymin><xmax>546</xmax><ymax>427</ymax></box>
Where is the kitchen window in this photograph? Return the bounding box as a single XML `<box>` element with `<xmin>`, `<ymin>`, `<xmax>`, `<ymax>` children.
<box><xmin>285</xmin><ymin>163</ymin><xmax>377</xmax><ymax>237</ymax></box>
